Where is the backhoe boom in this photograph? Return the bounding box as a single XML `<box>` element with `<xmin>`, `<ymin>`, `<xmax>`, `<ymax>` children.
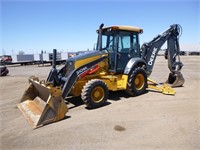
<box><xmin>141</xmin><ymin>24</ymin><xmax>184</xmax><ymax>87</ymax></box>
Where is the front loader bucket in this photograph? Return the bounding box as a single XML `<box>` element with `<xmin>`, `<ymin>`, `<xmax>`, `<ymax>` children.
<box><xmin>17</xmin><ymin>77</ymin><xmax>68</xmax><ymax>129</ymax></box>
<box><xmin>167</xmin><ymin>72</ymin><xmax>185</xmax><ymax>87</ymax></box>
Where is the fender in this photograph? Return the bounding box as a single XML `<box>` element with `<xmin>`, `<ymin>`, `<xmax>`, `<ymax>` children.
<box><xmin>124</xmin><ymin>57</ymin><xmax>146</xmax><ymax>75</ymax></box>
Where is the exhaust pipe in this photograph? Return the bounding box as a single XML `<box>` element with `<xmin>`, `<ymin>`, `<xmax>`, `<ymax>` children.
<box><xmin>52</xmin><ymin>49</ymin><xmax>57</xmax><ymax>69</ymax></box>
<box><xmin>98</xmin><ymin>23</ymin><xmax>104</xmax><ymax>51</ymax></box>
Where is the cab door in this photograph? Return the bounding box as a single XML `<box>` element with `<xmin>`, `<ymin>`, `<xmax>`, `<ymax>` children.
<box><xmin>116</xmin><ymin>31</ymin><xmax>140</xmax><ymax>73</ymax></box>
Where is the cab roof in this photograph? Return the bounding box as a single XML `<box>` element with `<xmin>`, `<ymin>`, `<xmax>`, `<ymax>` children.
<box><xmin>100</xmin><ymin>25</ymin><xmax>143</xmax><ymax>33</ymax></box>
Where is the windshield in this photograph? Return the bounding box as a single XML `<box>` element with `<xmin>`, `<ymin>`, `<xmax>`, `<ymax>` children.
<box><xmin>96</xmin><ymin>29</ymin><xmax>116</xmax><ymax>51</ymax></box>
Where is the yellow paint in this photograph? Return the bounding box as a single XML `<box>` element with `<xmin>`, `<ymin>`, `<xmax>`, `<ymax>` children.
<box><xmin>147</xmin><ymin>78</ymin><xmax>158</xmax><ymax>84</ymax></box>
<box><xmin>100</xmin><ymin>74</ymin><xmax>128</xmax><ymax>91</ymax></box>
<box><xmin>75</xmin><ymin>53</ymin><xmax>108</xmax><ymax>69</ymax></box>
<box><xmin>18</xmin><ymin>78</ymin><xmax>68</xmax><ymax>129</ymax></box>
<box><xmin>91</xmin><ymin>86</ymin><xmax>105</xmax><ymax>103</ymax></box>
<box><xmin>148</xmin><ymin>83</ymin><xmax>176</xmax><ymax>95</ymax></box>
<box><xmin>148</xmin><ymin>78</ymin><xmax>175</xmax><ymax>95</ymax></box>
<box><xmin>97</xmin><ymin>25</ymin><xmax>143</xmax><ymax>33</ymax></box>
<box><xmin>116</xmin><ymin>75</ymin><xmax>128</xmax><ymax>90</ymax></box>
<box><xmin>71</xmin><ymin>80</ymin><xmax>86</xmax><ymax>96</ymax></box>
<box><xmin>110</xmin><ymin>26</ymin><xmax>143</xmax><ymax>33</ymax></box>
<box><xmin>134</xmin><ymin>73</ymin><xmax>145</xmax><ymax>90</ymax></box>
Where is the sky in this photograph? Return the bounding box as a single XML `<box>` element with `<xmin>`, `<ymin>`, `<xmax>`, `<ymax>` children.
<box><xmin>1</xmin><ymin>0</ymin><xmax>199</xmax><ymax>55</ymax></box>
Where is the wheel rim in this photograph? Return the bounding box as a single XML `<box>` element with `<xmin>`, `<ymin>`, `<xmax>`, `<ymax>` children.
<box><xmin>91</xmin><ymin>86</ymin><xmax>105</xmax><ymax>103</ymax></box>
<box><xmin>134</xmin><ymin>73</ymin><xmax>145</xmax><ymax>90</ymax></box>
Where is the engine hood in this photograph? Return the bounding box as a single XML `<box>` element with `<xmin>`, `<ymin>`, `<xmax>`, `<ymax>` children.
<box><xmin>67</xmin><ymin>50</ymin><xmax>108</xmax><ymax>62</ymax></box>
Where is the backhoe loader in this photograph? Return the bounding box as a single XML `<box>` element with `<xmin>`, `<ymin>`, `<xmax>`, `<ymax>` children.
<box><xmin>18</xmin><ymin>24</ymin><xmax>185</xmax><ymax>129</ymax></box>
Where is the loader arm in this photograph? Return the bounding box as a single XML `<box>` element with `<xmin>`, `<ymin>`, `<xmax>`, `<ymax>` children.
<box><xmin>141</xmin><ymin>24</ymin><xmax>184</xmax><ymax>87</ymax></box>
<box><xmin>46</xmin><ymin>51</ymin><xmax>107</xmax><ymax>99</ymax></box>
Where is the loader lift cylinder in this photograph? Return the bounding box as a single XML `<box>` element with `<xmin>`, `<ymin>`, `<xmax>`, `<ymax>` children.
<box><xmin>46</xmin><ymin>49</ymin><xmax>60</xmax><ymax>86</ymax></box>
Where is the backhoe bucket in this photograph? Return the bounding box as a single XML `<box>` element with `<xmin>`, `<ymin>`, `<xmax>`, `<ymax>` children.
<box><xmin>167</xmin><ymin>72</ymin><xmax>185</xmax><ymax>87</ymax></box>
<box><xmin>17</xmin><ymin>77</ymin><xmax>68</xmax><ymax>129</ymax></box>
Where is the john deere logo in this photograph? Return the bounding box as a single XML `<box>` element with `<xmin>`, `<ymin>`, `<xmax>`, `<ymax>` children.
<box><xmin>148</xmin><ymin>47</ymin><xmax>157</xmax><ymax>65</ymax></box>
<box><xmin>76</xmin><ymin>67</ymin><xmax>88</xmax><ymax>76</ymax></box>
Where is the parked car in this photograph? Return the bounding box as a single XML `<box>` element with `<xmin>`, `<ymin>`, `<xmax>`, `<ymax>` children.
<box><xmin>189</xmin><ymin>51</ymin><xmax>200</xmax><ymax>56</ymax></box>
<box><xmin>179</xmin><ymin>51</ymin><xmax>186</xmax><ymax>55</ymax></box>
<box><xmin>0</xmin><ymin>55</ymin><xmax>12</xmax><ymax>63</ymax></box>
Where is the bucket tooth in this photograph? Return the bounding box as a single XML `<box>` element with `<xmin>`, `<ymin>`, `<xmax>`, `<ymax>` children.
<box><xmin>167</xmin><ymin>72</ymin><xmax>185</xmax><ymax>87</ymax></box>
<box><xmin>18</xmin><ymin>77</ymin><xmax>68</xmax><ymax>129</ymax></box>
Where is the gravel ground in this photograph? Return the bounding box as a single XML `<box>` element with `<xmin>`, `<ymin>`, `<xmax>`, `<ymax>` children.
<box><xmin>0</xmin><ymin>56</ymin><xmax>199</xmax><ymax>150</ymax></box>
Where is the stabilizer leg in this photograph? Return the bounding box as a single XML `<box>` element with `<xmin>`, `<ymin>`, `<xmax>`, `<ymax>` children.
<box><xmin>147</xmin><ymin>78</ymin><xmax>176</xmax><ymax>95</ymax></box>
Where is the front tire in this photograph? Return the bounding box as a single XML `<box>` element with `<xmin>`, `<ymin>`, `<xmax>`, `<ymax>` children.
<box><xmin>81</xmin><ymin>79</ymin><xmax>108</xmax><ymax>108</ymax></box>
<box><xmin>126</xmin><ymin>67</ymin><xmax>147</xmax><ymax>96</ymax></box>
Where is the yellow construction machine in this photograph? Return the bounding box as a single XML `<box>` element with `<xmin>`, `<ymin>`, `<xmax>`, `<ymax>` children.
<box><xmin>18</xmin><ymin>24</ymin><xmax>185</xmax><ymax>129</ymax></box>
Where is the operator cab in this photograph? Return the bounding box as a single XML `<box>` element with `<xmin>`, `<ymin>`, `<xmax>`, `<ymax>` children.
<box><xmin>97</xmin><ymin>26</ymin><xmax>143</xmax><ymax>73</ymax></box>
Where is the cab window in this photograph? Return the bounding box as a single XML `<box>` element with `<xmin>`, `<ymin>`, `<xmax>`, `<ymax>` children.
<box><xmin>118</xmin><ymin>31</ymin><xmax>140</xmax><ymax>56</ymax></box>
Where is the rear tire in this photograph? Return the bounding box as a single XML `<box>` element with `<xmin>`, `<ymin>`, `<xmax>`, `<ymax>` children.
<box><xmin>81</xmin><ymin>79</ymin><xmax>108</xmax><ymax>108</ymax></box>
<box><xmin>126</xmin><ymin>67</ymin><xmax>147</xmax><ymax>96</ymax></box>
